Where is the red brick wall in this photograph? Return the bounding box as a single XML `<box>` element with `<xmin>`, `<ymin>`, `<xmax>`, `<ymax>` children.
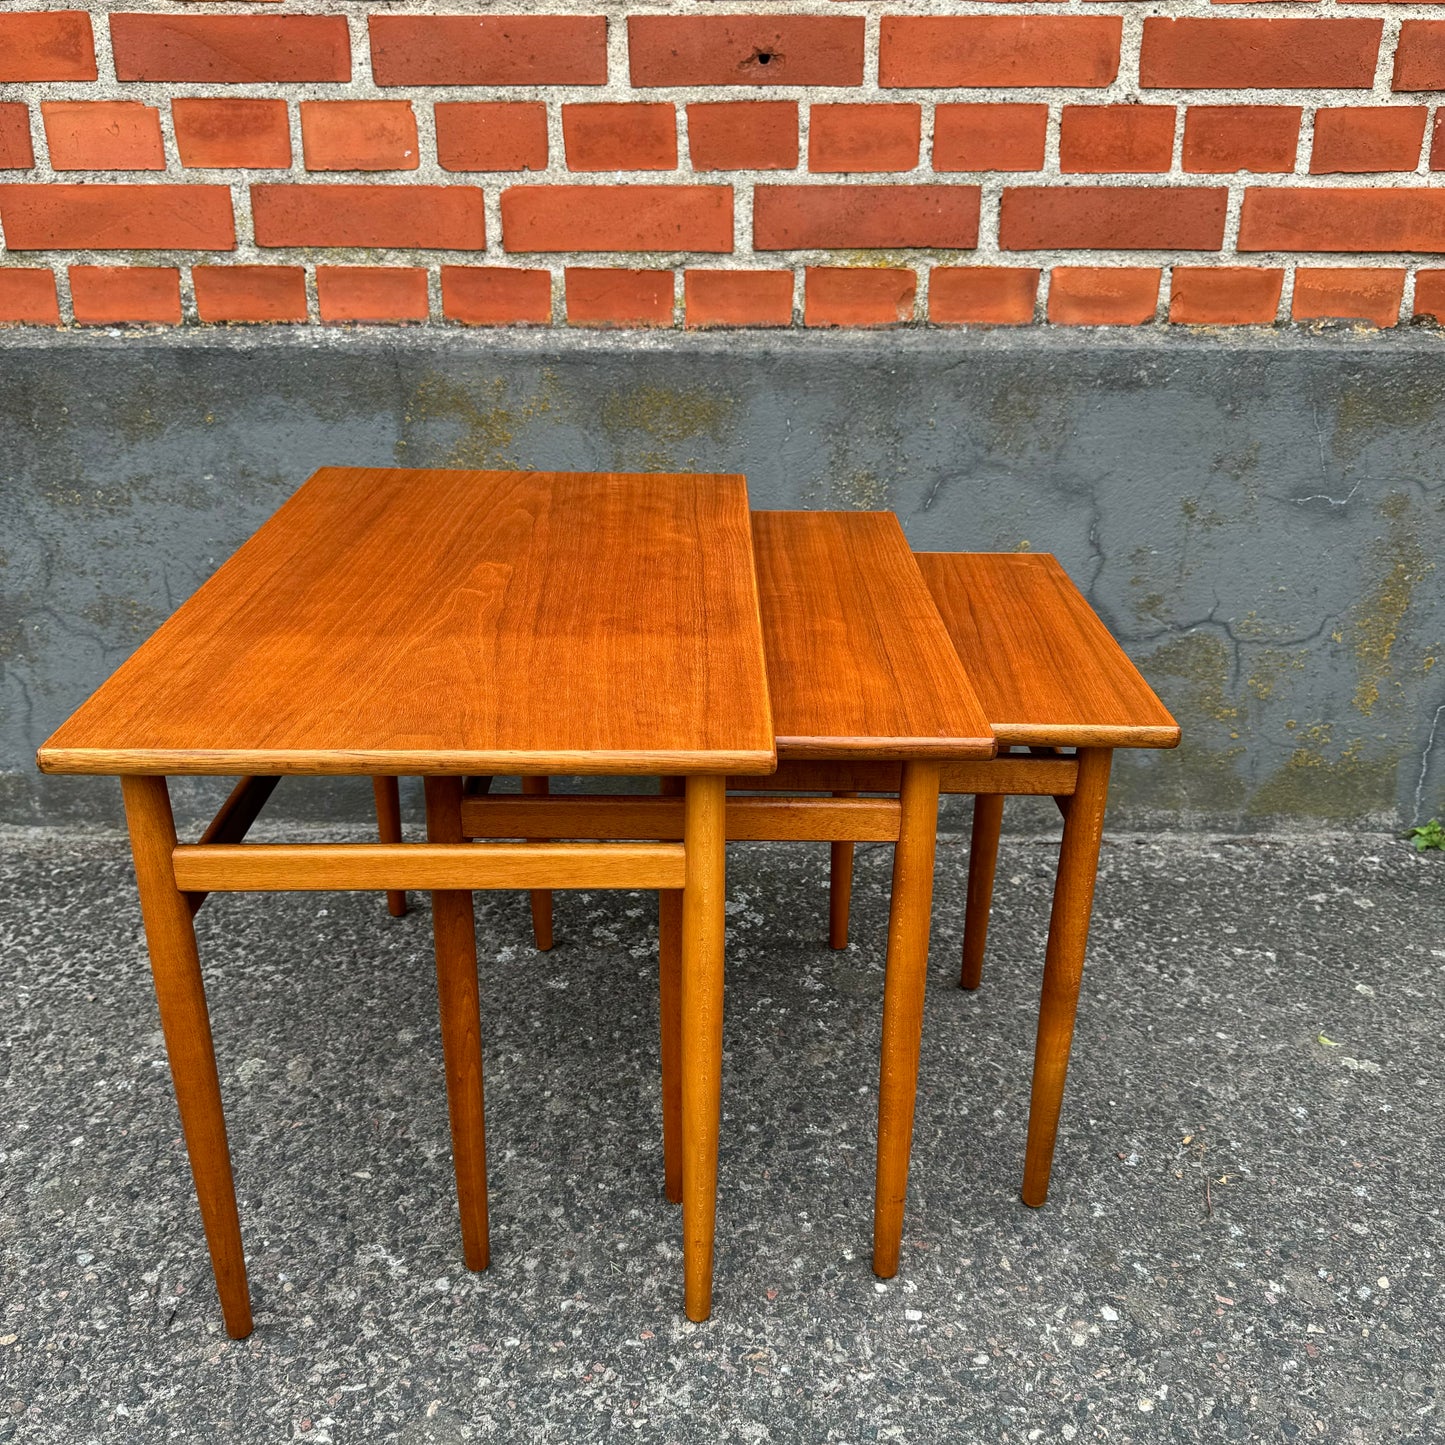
<box><xmin>1</xmin><ymin>3</ymin><xmax>1442</xmax><ymax>329</ymax></box>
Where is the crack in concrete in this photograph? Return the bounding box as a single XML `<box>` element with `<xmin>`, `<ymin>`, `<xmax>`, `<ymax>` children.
<box><xmin>1413</xmin><ymin>704</ymin><xmax>1445</xmax><ymax>826</ymax></box>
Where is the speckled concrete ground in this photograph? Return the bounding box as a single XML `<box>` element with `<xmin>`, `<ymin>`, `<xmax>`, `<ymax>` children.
<box><xmin>1</xmin><ymin>825</ymin><xmax>1441</xmax><ymax>1444</ymax></box>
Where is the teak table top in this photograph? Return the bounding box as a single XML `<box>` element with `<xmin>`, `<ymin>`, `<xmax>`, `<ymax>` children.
<box><xmin>915</xmin><ymin>552</ymin><xmax>1180</xmax><ymax>750</ymax></box>
<box><xmin>751</xmin><ymin>511</ymin><xmax>994</xmax><ymax>761</ymax></box>
<box><xmin>38</xmin><ymin>468</ymin><xmax>777</xmax><ymax>778</ymax></box>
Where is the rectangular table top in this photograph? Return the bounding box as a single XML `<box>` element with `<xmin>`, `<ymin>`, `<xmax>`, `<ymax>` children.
<box><xmin>916</xmin><ymin>552</ymin><xmax>1180</xmax><ymax>750</ymax></box>
<box><xmin>751</xmin><ymin>511</ymin><xmax>995</xmax><ymax>761</ymax></box>
<box><xmin>38</xmin><ymin>468</ymin><xmax>777</xmax><ymax>778</ymax></box>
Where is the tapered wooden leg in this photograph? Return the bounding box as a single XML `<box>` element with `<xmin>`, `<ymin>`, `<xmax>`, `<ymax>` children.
<box><xmin>522</xmin><ymin>776</ymin><xmax>554</xmax><ymax>951</ymax></box>
<box><xmin>1021</xmin><ymin>748</ymin><xmax>1113</xmax><ymax>1209</ymax></box>
<box><xmin>658</xmin><ymin>778</ymin><xmax>685</xmax><ymax>1205</ymax></box>
<box><xmin>371</xmin><ymin>776</ymin><xmax>408</xmax><ymax>918</ymax></box>
<box><xmin>121</xmin><ymin>775</ymin><xmax>252</xmax><ymax>1340</ymax></box>
<box><xmin>681</xmin><ymin>773</ymin><xmax>727</xmax><ymax>1321</ymax></box>
<box><xmin>960</xmin><ymin>793</ymin><xmax>1005</xmax><ymax>990</ymax></box>
<box><xmin>872</xmin><ymin>761</ymin><xmax>941</xmax><ymax>1279</ymax></box>
<box><xmin>828</xmin><ymin>791</ymin><xmax>858</xmax><ymax>950</ymax></box>
<box><xmin>423</xmin><ymin>776</ymin><xmax>490</xmax><ymax>1271</ymax></box>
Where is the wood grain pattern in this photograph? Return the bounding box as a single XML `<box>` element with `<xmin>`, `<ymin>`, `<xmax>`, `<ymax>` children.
<box><xmin>38</xmin><ymin>468</ymin><xmax>775</xmax><ymax>777</ymax></box>
<box><xmin>521</xmin><ymin>775</ymin><xmax>554</xmax><ymax>951</ymax></box>
<box><xmin>1022</xmin><ymin>747</ymin><xmax>1112</xmax><ymax>1208</ymax></box>
<box><xmin>960</xmin><ymin>793</ymin><xmax>1005</xmax><ymax>990</ymax></box>
<box><xmin>424</xmin><ymin>776</ymin><xmax>490</xmax><ymax>1271</ymax></box>
<box><xmin>122</xmin><ymin>776</ymin><xmax>253</xmax><ymax>1339</ymax></box>
<box><xmin>870</xmin><ymin>760</ymin><xmax>942</xmax><ymax>1280</ymax></box>
<box><xmin>915</xmin><ymin>553</ymin><xmax>1180</xmax><ymax>749</ymax></box>
<box><xmin>657</xmin><ymin>777</ymin><xmax>685</xmax><ymax>1207</ymax></box>
<box><xmin>726</xmin><ymin>757</ymin><xmax>1077</xmax><ymax>797</ymax></box>
<box><xmin>458</xmin><ymin>793</ymin><xmax>902</xmax><ymax>843</ymax></box>
<box><xmin>681</xmin><ymin>773</ymin><xmax>727</xmax><ymax>1322</ymax></box>
<box><xmin>371</xmin><ymin>776</ymin><xmax>408</xmax><ymax>917</ymax></box>
<box><xmin>751</xmin><ymin>512</ymin><xmax>994</xmax><ymax>761</ymax></box>
<box><xmin>187</xmin><ymin>774</ymin><xmax>280</xmax><ymax>917</ymax></box>
<box><xmin>828</xmin><ymin>791</ymin><xmax>857</xmax><ymax>951</ymax></box>
<box><xmin>171</xmin><ymin>841</ymin><xmax>687</xmax><ymax>892</ymax></box>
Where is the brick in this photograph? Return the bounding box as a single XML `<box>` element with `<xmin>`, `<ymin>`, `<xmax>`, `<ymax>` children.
<box><xmin>0</xmin><ymin>184</ymin><xmax>235</xmax><ymax>250</ymax></box>
<box><xmin>1238</xmin><ymin>188</ymin><xmax>1445</xmax><ymax>253</ymax></box>
<box><xmin>173</xmin><ymin>99</ymin><xmax>290</xmax><ymax>169</ymax></box>
<box><xmin>566</xmin><ymin>268</ymin><xmax>673</xmax><ymax>327</ymax></box>
<box><xmin>42</xmin><ymin>102</ymin><xmax>164</xmax><ymax>172</ymax></box>
<box><xmin>1414</xmin><ymin>271</ymin><xmax>1445</xmax><ymax>322</ymax></box>
<box><xmin>441</xmin><ymin>267</ymin><xmax>552</xmax><ymax>325</ymax></box>
<box><xmin>1060</xmin><ymin>106</ymin><xmax>1175</xmax><ymax>174</ymax></box>
<box><xmin>370</xmin><ymin>15</ymin><xmax>605</xmax><ymax>87</ymax></box>
<box><xmin>302</xmin><ymin>102</ymin><xmax>418</xmax><ymax>172</ymax></box>
<box><xmin>1000</xmin><ymin>187</ymin><xmax>1227</xmax><ymax>251</ymax></box>
<box><xmin>317</xmin><ymin>267</ymin><xmax>430</xmax><ymax>324</ymax></box>
<box><xmin>929</xmin><ymin>267</ymin><xmax>1039</xmax><ymax>325</ymax></box>
<box><xmin>1048</xmin><ymin>267</ymin><xmax>1160</xmax><ymax>325</ymax></box>
<box><xmin>193</xmin><ymin>265</ymin><xmax>307</xmax><ymax>322</ymax></box>
<box><xmin>0</xmin><ymin>268</ymin><xmax>59</xmax><ymax>325</ymax></box>
<box><xmin>1311</xmin><ymin>107</ymin><xmax>1428</xmax><ymax>173</ymax></box>
<box><xmin>1292</xmin><ymin>267</ymin><xmax>1405</xmax><ymax>327</ymax></box>
<box><xmin>1434</xmin><ymin>114</ymin><xmax>1445</xmax><ymax>171</ymax></box>
<box><xmin>880</xmin><ymin>17</ymin><xmax>1121</xmax><ymax>89</ymax></box>
<box><xmin>69</xmin><ymin>265</ymin><xmax>181</xmax><ymax>325</ymax></box>
<box><xmin>252</xmin><ymin>185</ymin><xmax>485</xmax><ymax>250</ymax></box>
<box><xmin>687</xmin><ymin>103</ymin><xmax>797</xmax><ymax>171</ymax></box>
<box><xmin>0</xmin><ymin>12</ymin><xmax>95</xmax><ymax>82</ymax></box>
<box><xmin>684</xmin><ymin>270</ymin><xmax>793</xmax><ymax>328</ymax></box>
<box><xmin>1182</xmin><ymin>106</ymin><xmax>1300</xmax><ymax>174</ymax></box>
<box><xmin>809</xmin><ymin>104</ymin><xmax>920</xmax><ymax>174</ymax></box>
<box><xmin>1169</xmin><ymin>266</ymin><xmax>1283</xmax><ymax>324</ymax></box>
<box><xmin>805</xmin><ymin>268</ymin><xmax>916</xmax><ymax>328</ymax></box>
<box><xmin>564</xmin><ymin>104</ymin><xmax>677</xmax><ymax>172</ymax></box>
<box><xmin>0</xmin><ymin>104</ymin><xmax>33</xmax><ymax>170</ymax></box>
<box><xmin>1392</xmin><ymin>23</ymin><xmax>1445</xmax><ymax>92</ymax></box>
<box><xmin>436</xmin><ymin>104</ymin><xmax>548</xmax><ymax>173</ymax></box>
<box><xmin>629</xmin><ymin>16</ymin><xmax>864</xmax><ymax>88</ymax></box>
<box><xmin>1140</xmin><ymin>19</ymin><xmax>1382</xmax><ymax>89</ymax></box>
<box><xmin>754</xmin><ymin>185</ymin><xmax>979</xmax><ymax>250</ymax></box>
<box><xmin>933</xmin><ymin>105</ymin><xmax>1047</xmax><ymax>173</ymax></box>
<box><xmin>111</xmin><ymin>14</ymin><xmax>350</xmax><ymax>83</ymax></box>
<box><xmin>501</xmin><ymin>185</ymin><xmax>732</xmax><ymax>253</ymax></box>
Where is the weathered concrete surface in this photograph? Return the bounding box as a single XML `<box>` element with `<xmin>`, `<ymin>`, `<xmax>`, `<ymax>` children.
<box><xmin>2</xmin><ymin>328</ymin><xmax>1442</xmax><ymax>829</ymax></box>
<box><xmin>0</xmin><ymin>826</ymin><xmax>1441</xmax><ymax>1441</ymax></box>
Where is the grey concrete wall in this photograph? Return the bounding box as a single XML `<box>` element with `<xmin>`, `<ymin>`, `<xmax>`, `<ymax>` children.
<box><xmin>3</xmin><ymin>328</ymin><xmax>1442</xmax><ymax>832</ymax></box>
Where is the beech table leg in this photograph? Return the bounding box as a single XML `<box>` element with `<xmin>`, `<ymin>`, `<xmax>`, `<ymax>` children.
<box><xmin>680</xmin><ymin>773</ymin><xmax>726</xmax><ymax>1321</ymax></box>
<box><xmin>872</xmin><ymin>761</ymin><xmax>941</xmax><ymax>1279</ymax></box>
<box><xmin>960</xmin><ymin>793</ymin><xmax>1005</xmax><ymax>991</ymax></box>
<box><xmin>423</xmin><ymin>776</ymin><xmax>490</xmax><ymax>1270</ymax></box>
<box><xmin>828</xmin><ymin>791</ymin><xmax>858</xmax><ymax>950</ymax></box>
<box><xmin>371</xmin><ymin>776</ymin><xmax>408</xmax><ymax>918</ymax></box>
<box><xmin>1021</xmin><ymin>747</ymin><xmax>1113</xmax><ymax>1209</ymax></box>
<box><xmin>522</xmin><ymin>776</ymin><xmax>554</xmax><ymax>951</ymax></box>
<box><xmin>121</xmin><ymin>775</ymin><xmax>253</xmax><ymax>1340</ymax></box>
<box><xmin>658</xmin><ymin>778</ymin><xmax>685</xmax><ymax>1205</ymax></box>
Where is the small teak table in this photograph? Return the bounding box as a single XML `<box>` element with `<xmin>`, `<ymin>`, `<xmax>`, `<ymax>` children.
<box><xmin>36</xmin><ymin>467</ymin><xmax>776</xmax><ymax>1334</ymax></box>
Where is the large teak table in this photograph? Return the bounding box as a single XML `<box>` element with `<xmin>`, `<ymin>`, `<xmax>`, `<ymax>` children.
<box><xmin>37</xmin><ymin>467</ymin><xmax>776</xmax><ymax>1334</ymax></box>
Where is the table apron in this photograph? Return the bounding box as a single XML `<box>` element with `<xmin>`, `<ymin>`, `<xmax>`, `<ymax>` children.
<box><xmin>171</xmin><ymin>841</ymin><xmax>686</xmax><ymax>893</ymax></box>
<box><xmin>459</xmin><ymin>794</ymin><xmax>903</xmax><ymax>844</ymax></box>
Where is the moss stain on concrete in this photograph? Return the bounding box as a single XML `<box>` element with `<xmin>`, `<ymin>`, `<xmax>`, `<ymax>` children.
<box><xmin>1349</xmin><ymin>492</ymin><xmax>1434</xmax><ymax>716</ymax></box>
<box><xmin>1128</xmin><ymin>632</ymin><xmax>1249</xmax><ymax>812</ymax></box>
<box><xmin>399</xmin><ymin>370</ymin><xmax>560</xmax><ymax>470</ymax></box>
<box><xmin>1248</xmin><ymin>739</ymin><xmax>1399</xmax><ymax>820</ymax></box>
<box><xmin>1332</xmin><ymin>378</ymin><xmax>1441</xmax><ymax>464</ymax></box>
